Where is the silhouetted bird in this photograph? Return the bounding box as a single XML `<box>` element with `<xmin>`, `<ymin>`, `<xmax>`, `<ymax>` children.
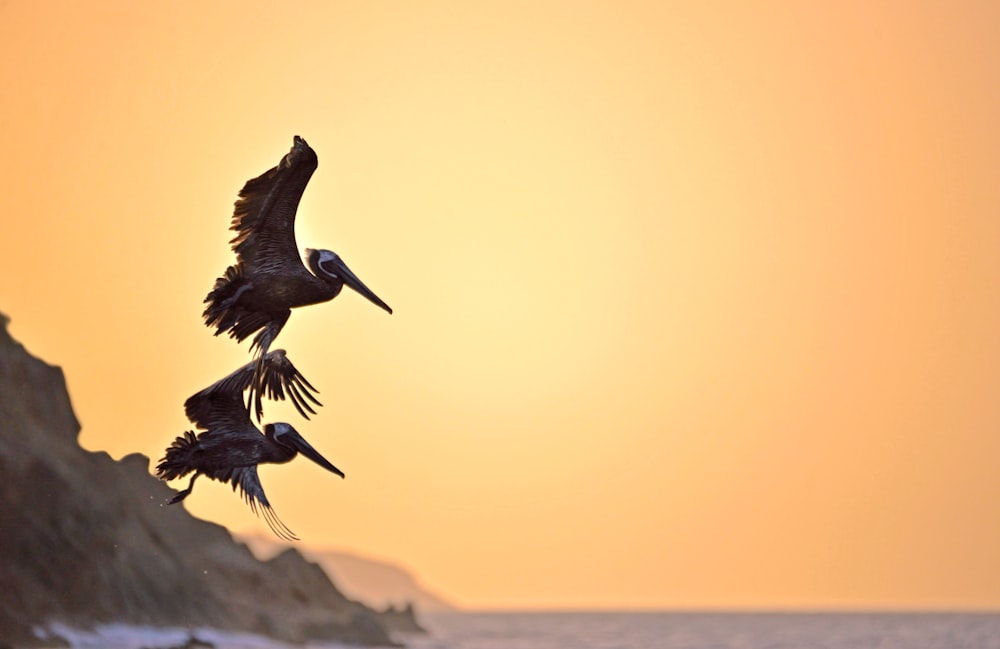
<box><xmin>156</xmin><ymin>350</ymin><xmax>342</xmax><ymax>540</ymax></box>
<box><xmin>203</xmin><ymin>135</ymin><xmax>392</xmax><ymax>412</ymax></box>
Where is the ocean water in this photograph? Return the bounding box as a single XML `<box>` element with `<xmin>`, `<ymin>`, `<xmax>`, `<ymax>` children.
<box><xmin>403</xmin><ymin>612</ymin><xmax>1000</xmax><ymax>649</ymax></box>
<box><xmin>42</xmin><ymin>612</ymin><xmax>1000</xmax><ymax>649</ymax></box>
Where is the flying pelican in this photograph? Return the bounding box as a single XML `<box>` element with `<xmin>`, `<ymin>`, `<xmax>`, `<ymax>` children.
<box><xmin>156</xmin><ymin>349</ymin><xmax>342</xmax><ymax>541</ymax></box>
<box><xmin>203</xmin><ymin>135</ymin><xmax>392</xmax><ymax>411</ymax></box>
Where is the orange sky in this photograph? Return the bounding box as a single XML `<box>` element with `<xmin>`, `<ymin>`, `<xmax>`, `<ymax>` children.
<box><xmin>2</xmin><ymin>1</ymin><xmax>999</xmax><ymax>610</ymax></box>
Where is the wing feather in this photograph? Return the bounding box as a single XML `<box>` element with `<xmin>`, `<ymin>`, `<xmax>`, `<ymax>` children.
<box><xmin>184</xmin><ymin>349</ymin><xmax>322</xmax><ymax>430</ymax></box>
<box><xmin>231</xmin><ymin>465</ymin><xmax>299</xmax><ymax>541</ymax></box>
<box><xmin>229</xmin><ymin>135</ymin><xmax>318</xmax><ymax>275</ymax></box>
<box><xmin>183</xmin><ymin>378</ymin><xmax>247</xmax><ymax>440</ymax></box>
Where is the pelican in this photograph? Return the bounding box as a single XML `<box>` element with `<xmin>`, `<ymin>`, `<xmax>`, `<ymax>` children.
<box><xmin>203</xmin><ymin>136</ymin><xmax>392</xmax><ymax>410</ymax></box>
<box><xmin>156</xmin><ymin>349</ymin><xmax>342</xmax><ymax>541</ymax></box>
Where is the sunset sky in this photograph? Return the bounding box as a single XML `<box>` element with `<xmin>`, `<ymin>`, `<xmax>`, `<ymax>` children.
<box><xmin>2</xmin><ymin>1</ymin><xmax>999</xmax><ymax>611</ymax></box>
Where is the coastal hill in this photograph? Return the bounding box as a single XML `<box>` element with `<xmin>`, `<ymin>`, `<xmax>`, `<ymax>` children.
<box><xmin>239</xmin><ymin>534</ymin><xmax>455</xmax><ymax>613</ymax></box>
<box><xmin>0</xmin><ymin>312</ymin><xmax>418</xmax><ymax>647</ymax></box>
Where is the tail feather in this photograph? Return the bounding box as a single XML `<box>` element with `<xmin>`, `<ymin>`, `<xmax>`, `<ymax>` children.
<box><xmin>155</xmin><ymin>430</ymin><xmax>199</xmax><ymax>482</ymax></box>
<box><xmin>203</xmin><ymin>264</ymin><xmax>289</xmax><ymax>348</ymax></box>
<box><xmin>203</xmin><ymin>264</ymin><xmax>257</xmax><ymax>342</ymax></box>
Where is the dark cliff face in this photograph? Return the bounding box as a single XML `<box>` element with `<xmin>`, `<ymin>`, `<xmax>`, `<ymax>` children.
<box><xmin>0</xmin><ymin>314</ymin><xmax>396</xmax><ymax>647</ymax></box>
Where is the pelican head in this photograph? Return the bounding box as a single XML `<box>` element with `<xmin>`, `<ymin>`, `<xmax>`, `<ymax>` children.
<box><xmin>267</xmin><ymin>422</ymin><xmax>345</xmax><ymax>478</ymax></box>
<box><xmin>305</xmin><ymin>248</ymin><xmax>392</xmax><ymax>314</ymax></box>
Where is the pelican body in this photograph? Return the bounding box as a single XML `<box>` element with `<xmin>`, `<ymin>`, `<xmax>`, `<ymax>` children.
<box><xmin>156</xmin><ymin>350</ymin><xmax>341</xmax><ymax>540</ymax></box>
<box><xmin>203</xmin><ymin>136</ymin><xmax>392</xmax><ymax>366</ymax></box>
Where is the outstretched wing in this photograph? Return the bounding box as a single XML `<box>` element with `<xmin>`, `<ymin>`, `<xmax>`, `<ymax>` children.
<box><xmin>228</xmin><ymin>135</ymin><xmax>318</xmax><ymax>275</ymax></box>
<box><xmin>250</xmin><ymin>346</ymin><xmax>321</xmax><ymax>421</ymax></box>
<box><xmin>183</xmin><ymin>372</ymin><xmax>249</xmax><ymax>443</ymax></box>
<box><xmin>231</xmin><ymin>465</ymin><xmax>299</xmax><ymax>541</ymax></box>
<box><xmin>186</xmin><ymin>349</ymin><xmax>322</xmax><ymax>427</ymax></box>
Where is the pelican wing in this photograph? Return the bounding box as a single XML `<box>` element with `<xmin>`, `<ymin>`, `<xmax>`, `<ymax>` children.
<box><xmin>253</xmin><ymin>349</ymin><xmax>322</xmax><ymax>421</ymax></box>
<box><xmin>231</xmin><ymin>465</ymin><xmax>299</xmax><ymax>541</ymax></box>
<box><xmin>183</xmin><ymin>376</ymin><xmax>248</xmax><ymax>444</ymax></box>
<box><xmin>229</xmin><ymin>135</ymin><xmax>318</xmax><ymax>275</ymax></box>
<box><xmin>185</xmin><ymin>349</ymin><xmax>322</xmax><ymax>428</ymax></box>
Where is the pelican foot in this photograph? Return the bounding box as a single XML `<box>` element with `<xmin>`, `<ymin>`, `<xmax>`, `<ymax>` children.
<box><xmin>167</xmin><ymin>475</ymin><xmax>198</xmax><ymax>504</ymax></box>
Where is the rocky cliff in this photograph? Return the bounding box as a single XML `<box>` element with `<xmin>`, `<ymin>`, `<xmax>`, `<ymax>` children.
<box><xmin>0</xmin><ymin>313</ymin><xmax>412</xmax><ymax>647</ymax></box>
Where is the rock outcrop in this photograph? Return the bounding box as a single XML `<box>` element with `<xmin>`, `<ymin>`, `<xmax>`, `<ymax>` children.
<box><xmin>240</xmin><ymin>534</ymin><xmax>454</xmax><ymax>615</ymax></box>
<box><xmin>0</xmin><ymin>313</ymin><xmax>401</xmax><ymax>647</ymax></box>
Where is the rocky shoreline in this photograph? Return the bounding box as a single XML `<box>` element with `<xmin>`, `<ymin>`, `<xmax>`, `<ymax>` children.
<box><xmin>0</xmin><ymin>313</ymin><xmax>419</xmax><ymax>648</ymax></box>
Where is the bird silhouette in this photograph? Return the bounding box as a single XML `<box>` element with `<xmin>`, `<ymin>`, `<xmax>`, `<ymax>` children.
<box><xmin>203</xmin><ymin>135</ymin><xmax>392</xmax><ymax>415</ymax></box>
<box><xmin>156</xmin><ymin>349</ymin><xmax>341</xmax><ymax>540</ymax></box>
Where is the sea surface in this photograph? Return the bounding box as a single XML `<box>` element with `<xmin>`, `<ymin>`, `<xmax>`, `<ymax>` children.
<box><xmin>43</xmin><ymin>611</ymin><xmax>1000</xmax><ymax>649</ymax></box>
<box><xmin>408</xmin><ymin>612</ymin><xmax>1000</xmax><ymax>649</ymax></box>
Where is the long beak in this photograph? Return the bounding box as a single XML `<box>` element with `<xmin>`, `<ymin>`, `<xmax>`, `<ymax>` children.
<box><xmin>334</xmin><ymin>258</ymin><xmax>393</xmax><ymax>315</ymax></box>
<box><xmin>288</xmin><ymin>432</ymin><xmax>345</xmax><ymax>478</ymax></box>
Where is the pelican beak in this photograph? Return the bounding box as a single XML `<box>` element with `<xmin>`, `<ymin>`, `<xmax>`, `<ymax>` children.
<box><xmin>332</xmin><ymin>257</ymin><xmax>393</xmax><ymax>315</ymax></box>
<box><xmin>289</xmin><ymin>431</ymin><xmax>345</xmax><ymax>478</ymax></box>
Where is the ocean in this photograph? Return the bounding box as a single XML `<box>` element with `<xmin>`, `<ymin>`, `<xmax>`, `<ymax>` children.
<box><xmin>43</xmin><ymin>611</ymin><xmax>1000</xmax><ymax>649</ymax></box>
<box><xmin>408</xmin><ymin>612</ymin><xmax>1000</xmax><ymax>649</ymax></box>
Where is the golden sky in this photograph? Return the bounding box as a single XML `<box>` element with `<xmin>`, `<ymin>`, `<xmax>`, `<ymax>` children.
<box><xmin>2</xmin><ymin>1</ymin><xmax>999</xmax><ymax>610</ymax></box>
